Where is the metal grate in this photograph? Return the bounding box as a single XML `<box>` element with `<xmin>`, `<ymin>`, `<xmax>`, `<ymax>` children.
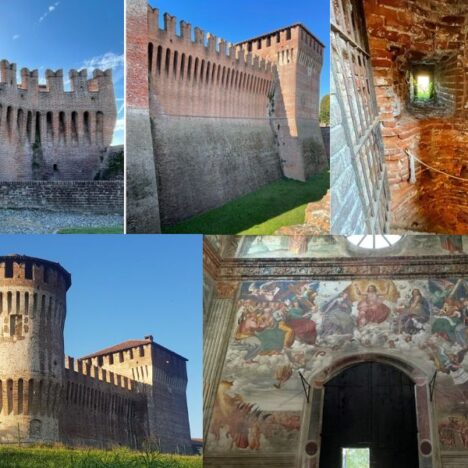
<box><xmin>331</xmin><ymin>0</ymin><xmax>390</xmax><ymax>233</ymax></box>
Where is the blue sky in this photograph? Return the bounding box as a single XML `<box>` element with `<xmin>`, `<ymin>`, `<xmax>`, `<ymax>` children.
<box><xmin>150</xmin><ymin>0</ymin><xmax>330</xmax><ymax>98</ymax></box>
<box><xmin>0</xmin><ymin>0</ymin><xmax>124</xmax><ymax>145</ymax></box>
<box><xmin>0</xmin><ymin>235</ymin><xmax>203</xmax><ymax>439</ymax></box>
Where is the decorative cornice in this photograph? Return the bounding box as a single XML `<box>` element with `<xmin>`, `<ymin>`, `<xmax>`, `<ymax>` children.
<box><xmin>216</xmin><ymin>255</ymin><xmax>468</xmax><ymax>280</ymax></box>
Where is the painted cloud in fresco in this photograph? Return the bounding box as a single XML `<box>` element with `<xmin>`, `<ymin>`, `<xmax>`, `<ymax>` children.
<box><xmin>207</xmin><ymin>278</ymin><xmax>468</xmax><ymax>453</ymax></box>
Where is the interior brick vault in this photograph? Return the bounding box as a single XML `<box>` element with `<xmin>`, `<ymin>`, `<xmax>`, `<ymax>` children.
<box><xmin>331</xmin><ymin>0</ymin><xmax>467</xmax><ymax>235</ymax></box>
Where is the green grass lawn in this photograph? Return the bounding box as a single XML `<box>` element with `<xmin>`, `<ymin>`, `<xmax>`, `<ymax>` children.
<box><xmin>57</xmin><ymin>226</ymin><xmax>124</xmax><ymax>234</ymax></box>
<box><xmin>163</xmin><ymin>169</ymin><xmax>329</xmax><ymax>235</ymax></box>
<box><xmin>0</xmin><ymin>445</ymin><xmax>202</xmax><ymax>468</ymax></box>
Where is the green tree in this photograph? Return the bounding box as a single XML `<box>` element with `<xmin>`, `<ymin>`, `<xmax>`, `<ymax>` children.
<box><xmin>320</xmin><ymin>94</ymin><xmax>330</xmax><ymax>126</ymax></box>
<box><xmin>342</xmin><ymin>448</ymin><xmax>369</xmax><ymax>468</ymax></box>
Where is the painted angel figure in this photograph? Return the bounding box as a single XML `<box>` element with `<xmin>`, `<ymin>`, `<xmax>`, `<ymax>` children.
<box><xmin>355</xmin><ymin>283</ymin><xmax>391</xmax><ymax>327</ymax></box>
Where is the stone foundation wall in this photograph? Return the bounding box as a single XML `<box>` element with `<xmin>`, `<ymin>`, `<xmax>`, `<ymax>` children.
<box><xmin>0</xmin><ymin>181</ymin><xmax>123</xmax><ymax>215</ymax></box>
<box><xmin>152</xmin><ymin>115</ymin><xmax>282</xmax><ymax>226</ymax></box>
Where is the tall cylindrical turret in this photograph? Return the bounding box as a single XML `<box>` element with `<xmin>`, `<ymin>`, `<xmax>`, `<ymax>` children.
<box><xmin>0</xmin><ymin>255</ymin><xmax>71</xmax><ymax>443</ymax></box>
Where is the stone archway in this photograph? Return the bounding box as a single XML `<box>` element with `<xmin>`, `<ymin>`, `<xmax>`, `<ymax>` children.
<box><xmin>297</xmin><ymin>353</ymin><xmax>437</xmax><ymax>468</ymax></box>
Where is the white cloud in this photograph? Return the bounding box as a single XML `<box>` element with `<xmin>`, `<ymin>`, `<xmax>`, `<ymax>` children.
<box><xmin>114</xmin><ymin>118</ymin><xmax>124</xmax><ymax>133</ymax></box>
<box><xmin>82</xmin><ymin>52</ymin><xmax>124</xmax><ymax>72</ymax></box>
<box><xmin>80</xmin><ymin>53</ymin><xmax>125</xmax><ymax>144</ymax></box>
<box><xmin>12</xmin><ymin>34</ymin><xmax>20</xmax><ymax>40</ymax></box>
<box><xmin>39</xmin><ymin>2</ymin><xmax>60</xmax><ymax>23</ymax></box>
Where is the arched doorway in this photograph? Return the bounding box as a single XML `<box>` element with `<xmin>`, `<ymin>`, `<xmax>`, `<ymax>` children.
<box><xmin>299</xmin><ymin>354</ymin><xmax>435</xmax><ymax>468</ymax></box>
<box><xmin>319</xmin><ymin>362</ymin><xmax>419</xmax><ymax>467</ymax></box>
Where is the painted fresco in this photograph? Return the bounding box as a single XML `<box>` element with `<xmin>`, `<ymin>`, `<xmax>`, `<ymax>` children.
<box><xmin>208</xmin><ymin>278</ymin><xmax>468</xmax><ymax>454</ymax></box>
<box><xmin>237</xmin><ymin>235</ymin><xmax>467</xmax><ymax>258</ymax></box>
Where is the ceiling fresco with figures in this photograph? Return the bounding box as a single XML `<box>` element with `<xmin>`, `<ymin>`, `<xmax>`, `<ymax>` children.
<box><xmin>208</xmin><ymin>275</ymin><xmax>468</xmax><ymax>454</ymax></box>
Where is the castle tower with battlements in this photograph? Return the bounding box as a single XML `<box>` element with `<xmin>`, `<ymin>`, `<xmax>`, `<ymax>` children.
<box><xmin>237</xmin><ymin>25</ymin><xmax>325</xmax><ymax>180</ymax></box>
<box><xmin>0</xmin><ymin>255</ymin><xmax>71</xmax><ymax>443</ymax></box>
<box><xmin>0</xmin><ymin>61</ymin><xmax>116</xmax><ymax>181</ymax></box>
<box><xmin>127</xmin><ymin>0</ymin><xmax>328</xmax><ymax>233</ymax></box>
<box><xmin>0</xmin><ymin>255</ymin><xmax>192</xmax><ymax>453</ymax></box>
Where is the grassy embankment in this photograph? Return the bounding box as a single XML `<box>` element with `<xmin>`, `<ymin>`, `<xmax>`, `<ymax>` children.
<box><xmin>163</xmin><ymin>169</ymin><xmax>329</xmax><ymax>235</ymax></box>
<box><xmin>0</xmin><ymin>445</ymin><xmax>202</xmax><ymax>467</ymax></box>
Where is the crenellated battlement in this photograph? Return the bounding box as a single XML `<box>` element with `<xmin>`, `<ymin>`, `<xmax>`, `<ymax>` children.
<box><xmin>146</xmin><ymin>5</ymin><xmax>276</xmax><ymax>120</ymax></box>
<box><xmin>64</xmin><ymin>355</ymin><xmax>138</xmax><ymax>392</ymax></box>
<box><xmin>0</xmin><ymin>60</ymin><xmax>117</xmax><ymax>182</ymax></box>
<box><xmin>80</xmin><ymin>341</ymin><xmax>151</xmax><ymax>371</ymax></box>
<box><xmin>236</xmin><ymin>24</ymin><xmax>324</xmax><ymax>59</ymax></box>
<box><xmin>147</xmin><ymin>7</ymin><xmax>275</xmax><ymax>75</ymax></box>
<box><xmin>0</xmin><ymin>60</ymin><xmax>114</xmax><ymax>96</ymax></box>
<box><xmin>0</xmin><ymin>255</ymin><xmax>71</xmax><ymax>292</ymax></box>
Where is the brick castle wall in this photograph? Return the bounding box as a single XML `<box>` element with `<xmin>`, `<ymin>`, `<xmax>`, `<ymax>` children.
<box><xmin>0</xmin><ymin>60</ymin><xmax>116</xmax><ymax>182</ymax></box>
<box><xmin>147</xmin><ymin>6</ymin><xmax>282</xmax><ymax>226</ymax></box>
<box><xmin>60</xmin><ymin>357</ymin><xmax>147</xmax><ymax>448</ymax></box>
<box><xmin>126</xmin><ymin>0</ymin><xmax>327</xmax><ymax>230</ymax></box>
<box><xmin>0</xmin><ymin>181</ymin><xmax>123</xmax><ymax>215</ymax></box>
<box><xmin>237</xmin><ymin>24</ymin><xmax>327</xmax><ymax>179</ymax></box>
<box><xmin>0</xmin><ymin>256</ymin><xmax>192</xmax><ymax>452</ymax></box>
<box><xmin>81</xmin><ymin>341</ymin><xmax>193</xmax><ymax>453</ymax></box>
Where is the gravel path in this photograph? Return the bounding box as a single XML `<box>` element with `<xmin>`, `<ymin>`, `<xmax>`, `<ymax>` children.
<box><xmin>0</xmin><ymin>209</ymin><xmax>123</xmax><ymax>234</ymax></box>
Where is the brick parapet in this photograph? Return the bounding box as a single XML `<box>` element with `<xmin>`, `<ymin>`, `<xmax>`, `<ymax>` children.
<box><xmin>147</xmin><ymin>5</ymin><xmax>275</xmax><ymax>119</ymax></box>
<box><xmin>0</xmin><ymin>60</ymin><xmax>116</xmax><ymax>181</ymax></box>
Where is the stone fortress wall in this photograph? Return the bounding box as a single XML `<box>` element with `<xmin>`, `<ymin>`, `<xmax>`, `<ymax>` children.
<box><xmin>0</xmin><ymin>60</ymin><xmax>116</xmax><ymax>182</ymax></box>
<box><xmin>126</xmin><ymin>0</ymin><xmax>328</xmax><ymax>231</ymax></box>
<box><xmin>0</xmin><ymin>255</ymin><xmax>192</xmax><ymax>453</ymax></box>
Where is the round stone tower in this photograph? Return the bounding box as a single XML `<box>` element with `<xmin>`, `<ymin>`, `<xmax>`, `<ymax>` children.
<box><xmin>0</xmin><ymin>254</ymin><xmax>71</xmax><ymax>443</ymax></box>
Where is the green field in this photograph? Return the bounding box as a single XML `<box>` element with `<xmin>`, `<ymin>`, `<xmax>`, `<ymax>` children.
<box><xmin>57</xmin><ymin>226</ymin><xmax>124</xmax><ymax>234</ymax></box>
<box><xmin>163</xmin><ymin>170</ymin><xmax>329</xmax><ymax>235</ymax></box>
<box><xmin>0</xmin><ymin>446</ymin><xmax>202</xmax><ymax>468</ymax></box>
